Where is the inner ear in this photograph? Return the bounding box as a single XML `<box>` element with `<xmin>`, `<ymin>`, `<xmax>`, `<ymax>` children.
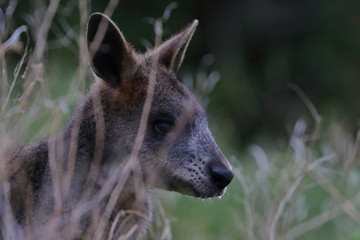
<box><xmin>153</xmin><ymin>20</ymin><xmax>198</xmax><ymax>72</ymax></box>
<box><xmin>87</xmin><ymin>13</ymin><xmax>134</xmax><ymax>88</ymax></box>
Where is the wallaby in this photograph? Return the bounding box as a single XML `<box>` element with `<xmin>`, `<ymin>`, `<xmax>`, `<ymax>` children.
<box><xmin>5</xmin><ymin>13</ymin><xmax>233</xmax><ymax>240</ymax></box>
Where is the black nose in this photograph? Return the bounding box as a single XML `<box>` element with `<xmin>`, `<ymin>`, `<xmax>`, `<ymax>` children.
<box><xmin>209</xmin><ymin>164</ymin><xmax>234</xmax><ymax>190</ymax></box>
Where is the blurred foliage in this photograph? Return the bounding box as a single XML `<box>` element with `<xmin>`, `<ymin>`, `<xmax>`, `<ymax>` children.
<box><xmin>3</xmin><ymin>0</ymin><xmax>360</xmax><ymax>151</ymax></box>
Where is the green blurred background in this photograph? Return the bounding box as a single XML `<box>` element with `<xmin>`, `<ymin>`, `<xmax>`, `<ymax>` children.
<box><xmin>5</xmin><ymin>0</ymin><xmax>360</xmax><ymax>149</ymax></box>
<box><xmin>2</xmin><ymin>0</ymin><xmax>360</xmax><ymax>239</ymax></box>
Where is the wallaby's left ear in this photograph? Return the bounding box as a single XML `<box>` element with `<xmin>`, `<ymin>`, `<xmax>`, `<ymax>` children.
<box><xmin>87</xmin><ymin>13</ymin><xmax>135</xmax><ymax>88</ymax></box>
<box><xmin>154</xmin><ymin>20</ymin><xmax>198</xmax><ymax>72</ymax></box>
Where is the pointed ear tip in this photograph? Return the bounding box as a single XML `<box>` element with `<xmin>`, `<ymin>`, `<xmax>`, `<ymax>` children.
<box><xmin>90</xmin><ymin>12</ymin><xmax>107</xmax><ymax>17</ymax></box>
<box><xmin>185</xmin><ymin>20</ymin><xmax>198</xmax><ymax>34</ymax></box>
<box><xmin>90</xmin><ymin>12</ymin><xmax>103</xmax><ymax>16</ymax></box>
<box><xmin>88</xmin><ymin>12</ymin><xmax>110</xmax><ymax>23</ymax></box>
<box><xmin>191</xmin><ymin>19</ymin><xmax>199</xmax><ymax>28</ymax></box>
<box><xmin>89</xmin><ymin>12</ymin><xmax>102</xmax><ymax>19</ymax></box>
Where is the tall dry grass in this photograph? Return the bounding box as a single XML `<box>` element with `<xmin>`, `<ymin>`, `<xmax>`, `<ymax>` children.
<box><xmin>1</xmin><ymin>1</ymin><xmax>360</xmax><ymax>240</ymax></box>
<box><xmin>0</xmin><ymin>1</ymin><xmax>202</xmax><ymax>239</ymax></box>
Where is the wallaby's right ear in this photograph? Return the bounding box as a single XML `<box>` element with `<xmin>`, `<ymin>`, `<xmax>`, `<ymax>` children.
<box><xmin>87</xmin><ymin>13</ymin><xmax>134</xmax><ymax>88</ymax></box>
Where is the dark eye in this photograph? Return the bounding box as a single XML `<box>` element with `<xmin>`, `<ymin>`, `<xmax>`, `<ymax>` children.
<box><xmin>154</xmin><ymin>120</ymin><xmax>174</xmax><ymax>135</ymax></box>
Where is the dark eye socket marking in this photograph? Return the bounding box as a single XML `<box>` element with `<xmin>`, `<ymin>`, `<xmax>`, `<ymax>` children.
<box><xmin>153</xmin><ymin>115</ymin><xmax>176</xmax><ymax>135</ymax></box>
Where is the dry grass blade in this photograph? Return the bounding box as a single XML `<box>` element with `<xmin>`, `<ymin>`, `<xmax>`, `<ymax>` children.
<box><xmin>269</xmin><ymin>173</ymin><xmax>304</xmax><ymax>240</ymax></box>
<box><xmin>283</xmin><ymin>191</ymin><xmax>360</xmax><ymax>240</ymax></box>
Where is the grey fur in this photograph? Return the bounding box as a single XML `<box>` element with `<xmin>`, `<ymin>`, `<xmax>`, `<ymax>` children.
<box><xmin>6</xmin><ymin>13</ymin><xmax>233</xmax><ymax>240</ymax></box>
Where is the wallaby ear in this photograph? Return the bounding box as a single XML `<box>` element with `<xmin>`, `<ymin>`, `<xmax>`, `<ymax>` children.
<box><xmin>87</xmin><ymin>13</ymin><xmax>134</xmax><ymax>87</ymax></box>
<box><xmin>154</xmin><ymin>20</ymin><xmax>198</xmax><ymax>72</ymax></box>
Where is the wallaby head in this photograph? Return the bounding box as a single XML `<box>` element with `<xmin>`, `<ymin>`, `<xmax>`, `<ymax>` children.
<box><xmin>87</xmin><ymin>13</ymin><xmax>233</xmax><ymax>198</ymax></box>
<box><xmin>6</xmin><ymin>12</ymin><xmax>234</xmax><ymax>240</ymax></box>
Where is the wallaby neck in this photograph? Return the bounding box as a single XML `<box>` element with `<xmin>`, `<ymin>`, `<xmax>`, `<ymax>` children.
<box><xmin>59</xmin><ymin>87</ymin><xmax>152</xmax><ymax>236</ymax></box>
<box><xmin>61</xmin><ymin>84</ymin><xmax>149</xmax><ymax>193</ymax></box>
